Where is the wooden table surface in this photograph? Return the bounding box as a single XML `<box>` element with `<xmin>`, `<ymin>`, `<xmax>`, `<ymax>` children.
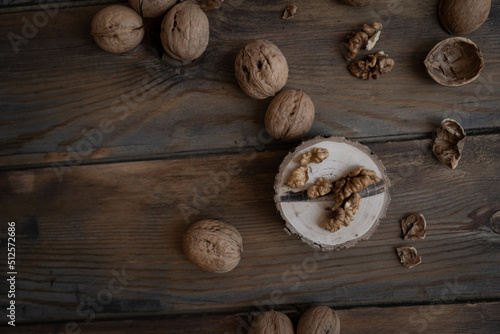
<box><xmin>1</xmin><ymin>0</ymin><xmax>499</xmax><ymax>332</ymax></box>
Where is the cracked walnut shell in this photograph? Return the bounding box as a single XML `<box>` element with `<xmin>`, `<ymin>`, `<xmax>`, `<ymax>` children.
<box><xmin>297</xmin><ymin>306</ymin><xmax>341</xmax><ymax>334</ymax></box>
<box><xmin>265</xmin><ymin>89</ymin><xmax>315</xmax><ymax>141</ymax></box>
<box><xmin>235</xmin><ymin>39</ymin><xmax>289</xmax><ymax>100</ymax></box>
<box><xmin>332</xmin><ymin>166</ymin><xmax>380</xmax><ymax>203</ymax></box>
<box><xmin>183</xmin><ymin>219</ymin><xmax>243</xmax><ymax>273</ymax></box>
<box><xmin>397</xmin><ymin>246</ymin><xmax>421</xmax><ymax>269</ymax></box>
<box><xmin>161</xmin><ymin>1</ymin><xmax>210</xmax><ymax>61</ymax></box>
<box><xmin>249</xmin><ymin>310</ymin><xmax>294</xmax><ymax>334</ymax></box>
<box><xmin>91</xmin><ymin>5</ymin><xmax>144</xmax><ymax>54</ymax></box>
<box><xmin>424</xmin><ymin>37</ymin><xmax>483</xmax><ymax>87</ymax></box>
<box><xmin>349</xmin><ymin>51</ymin><xmax>394</xmax><ymax>80</ymax></box>
<box><xmin>433</xmin><ymin>119</ymin><xmax>466</xmax><ymax>169</ymax></box>
<box><xmin>129</xmin><ymin>0</ymin><xmax>176</xmax><ymax>18</ymax></box>
<box><xmin>439</xmin><ymin>0</ymin><xmax>491</xmax><ymax>35</ymax></box>
<box><xmin>401</xmin><ymin>213</ymin><xmax>426</xmax><ymax>240</ymax></box>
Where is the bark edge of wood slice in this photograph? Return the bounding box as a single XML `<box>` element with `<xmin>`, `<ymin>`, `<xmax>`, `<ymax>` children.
<box><xmin>274</xmin><ymin>136</ymin><xmax>391</xmax><ymax>251</ymax></box>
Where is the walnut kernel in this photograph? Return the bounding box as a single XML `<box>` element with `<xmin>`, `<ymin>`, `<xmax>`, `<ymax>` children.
<box><xmin>286</xmin><ymin>166</ymin><xmax>308</xmax><ymax>189</ymax></box>
<box><xmin>297</xmin><ymin>306</ymin><xmax>341</xmax><ymax>334</ymax></box>
<box><xmin>344</xmin><ymin>22</ymin><xmax>383</xmax><ymax>60</ymax></box>
<box><xmin>401</xmin><ymin>213</ymin><xmax>426</xmax><ymax>240</ymax></box>
<box><xmin>322</xmin><ymin>193</ymin><xmax>361</xmax><ymax>232</ymax></box>
<box><xmin>160</xmin><ymin>1</ymin><xmax>210</xmax><ymax>61</ymax></box>
<box><xmin>307</xmin><ymin>178</ymin><xmax>333</xmax><ymax>199</ymax></box>
<box><xmin>91</xmin><ymin>5</ymin><xmax>144</xmax><ymax>54</ymax></box>
<box><xmin>235</xmin><ymin>39</ymin><xmax>289</xmax><ymax>100</ymax></box>
<box><xmin>298</xmin><ymin>148</ymin><xmax>329</xmax><ymax>167</ymax></box>
<box><xmin>332</xmin><ymin>166</ymin><xmax>380</xmax><ymax>203</ymax></box>
<box><xmin>433</xmin><ymin>119</ymin><xmax>466</xmax><ymax>169</ymax></box>
<box><xmin>249</xmin><ymin>311</ymin><xmax>294</xmax><ymax>334</ymax></box>
<box><xmin>349</xmin><ymin>51</ymin><xmax>394</xmax><ymax>80</ymax></box>
<box><xmin>183</xmin><ymin>219</ymin><xmax>243</xmax><ymax>273</ymax></box>
<box><xmin>396</xmin><ymin>246</ymin><xmax>421</xmax><ymax>269</ymax></box>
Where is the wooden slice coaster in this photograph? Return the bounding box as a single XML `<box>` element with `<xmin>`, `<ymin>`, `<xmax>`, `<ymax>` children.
<box><xmin>274</xmin><ymin>136</ymin><xmax>391</xmax><ymax>250</ymax></box>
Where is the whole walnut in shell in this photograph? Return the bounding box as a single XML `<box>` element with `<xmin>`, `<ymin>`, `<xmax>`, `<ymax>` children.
<box><xmin>161</xmin><ymin>1</ymin><xmax>210</xmax><ymax>61</ymax></box>
<box><xmin>183</xmin><ymin>219</ymin><xmax>243</xmax><ymax>273</ymax></box>
<box><xmin>297</xmin><ymin>306</ymin><xmax>341</xmax><ymax>334</ymax></box>
<box><xmin>91</xmin><ymin>5</ymin><xmax>144</xmax><ymax>54</ymax></box>
<box><xmin>439</xmin><ymin>0</ymin><xmax>491</xmax><ymax>35</ymax></box>
<box><xmin>129</xmin><ymin>0</ymin><xmax>176</xmax><ymax>18</ymax></box>
<box><xmin>249</xmin><ymin>310</ymin><xmax>294</xmax><ymax>334</ymax></box>
<box><xmin>265</xmin><ymin>89</ymin><xmax>315</xmax><ymax>141</ymax></box>
<box><xmin>340</xmin><ymin>0</ymin><xmax>374</xmax><ymax>6</ymax></box>
<box><xmin>235</xmin><ymin>39</ymin><xmax>289</xmax><ymax>100</ymax></box>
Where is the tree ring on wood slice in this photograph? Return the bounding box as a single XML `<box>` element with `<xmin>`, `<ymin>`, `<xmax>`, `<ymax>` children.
<box><xmin>274</xmin><ymin>136</ymin><xmax>391</xmax><ymax>250</ymax></box>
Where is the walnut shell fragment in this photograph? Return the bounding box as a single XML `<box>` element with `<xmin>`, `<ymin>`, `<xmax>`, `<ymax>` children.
<box><xmin>307</xmin><ymin>178</ymin><xmax>333</xmax><ymax>199</ymax></box>
<box><xmin>332</xmin><ymin>166</ymin><xmax>380</xmax><ymax>203</ymax></box>
<box><xmin>249</xmin><ymin>310</ymin><xmax>294</xmax><ymax>334</ymax></box>
<box><xmin>424</xmin><ymin>37</ymin><xmax>483</xmax><ymax>87</ymax></box>
<box><xmin>433</xmin><ymin>118</ymin><xmax>466</xmax><ymax>169</ymax></box>
<box><xmin>438</xmin><ymin>0</ymin><xmax>491</xmax><ymax>35</ymax></box>
<box><xmin>235</xmin><ymin>39</ymin><xmax>289</xmax><ymax>100</ymax></box>
<box><xmin>349</xmin><ymin>51</ymin><xmax>394</xmax><ymax>80</ymax></box>
<box><xmin>297</xmin><ymin>306</ymin><xmax>341</xmax><ymax>334</ymax></box>
<box><xmin>265</xmin><ymin>89</ymin><xmax>315</xmax><ymax>141</ymax></box>
<box><xmin>91</xmin><ymin>5</ymin><xmax>145</xmax><ymax>54</ymax></box>
<box><xmin>344</xmin><ymin>22</ymin><xmax>383</xmax><ymax>60</ymax></box>
<box><xmin>401</xmin><ymin>213</ymin><xmax>426</xmax><ymax>240</ymax></box>
<box><xmin>396</xmin><ymin>246</ymin><xmax>421</xmax><ymax>269</ymax></box>
<box><xmin>282</xmin><ymin>4</ymin><xmax>297</xmax><ymax>19</ymax></box>
<box><xmin>160</xmin><ymin>1</ymin><xmax>210</xmax><ymax>61</ymax></box>
<box><xmin>298</xmin><ymin>148</ymin><xmax>329</xmax><ymax>167</ymax></box>
<box><xmin>129</xmin><ymin>0</ymin><xmax>176</xmax><ymax>18</ymax></box>
<box><xmin>183</xmin><ymin>219</ymin><xmax>243</xmax><ymax>273</ymax></box>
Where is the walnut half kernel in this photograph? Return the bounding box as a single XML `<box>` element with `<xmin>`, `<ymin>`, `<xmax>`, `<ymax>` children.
<box><xmin>349</xmin><ymin>51</ymin><xmax>395</xmax><ymax>80</ymax></box>
<box><xmin>332</xmin><ymin>166</ymin><xmax>380</xmax><ymax>203</ymax></box>
<box><xmin>307</xmin><ymin>177</ymin><xmax>333</xmax><ymax>199</ymax></box>
<box><xmin>322</xmin><ymin>193</ymin><xmax>361</xmax><ymax>233</ymax></box>
<box><xmin>344</xmin><ymin>22</ymin><xmax>383</xmax><ymax>60</ymax></box>
<box><xmin>298</xmin><ymin>148</ymin><xmax>329</xmax><ymax>166</ymax></box>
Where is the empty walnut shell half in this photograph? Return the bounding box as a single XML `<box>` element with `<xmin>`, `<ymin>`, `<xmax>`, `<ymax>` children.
<box><xmin>297</xmin><ymin>306</ymin><xmax>341</xmax><ymax>334</ymax></box>
<box><xmin>433</xmin><ymin>118</ymin><xmax>466</xmax><ymax>169</ymax></box>
<box><xmin>249</xmin><ymin>310</ymin><xmax>294</xmax><ymax>334</ymax></box>
<box><xmin>265</xmin><ymin>89</ymin><xmax>315</xmax><ymax>141</ymax></box>
<box><xmin>91</xmin><ymin>5</ymin><xmax>144</xmax><ymax>54</ymax></box>
<box><xmin>183</xmin><ymin>219</ymin><xmax>243</xmax><ymax>273</ymax></box>
<box><xmin>424</xmin><ymin>37</ymin><xmax>483</xmax><ymax>87</ymax></box>
<box><xmin>235</xmin><ymin>39</ymin><xmax>289</xmax><ymax>100</ymax></box>
<box><xmin>438</xmin><ymin>0</ymin><xmax>491</xmax><ymax>35</ymax></box>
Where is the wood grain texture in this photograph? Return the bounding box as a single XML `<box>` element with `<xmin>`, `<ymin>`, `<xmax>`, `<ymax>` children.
<box><xmin>0</xmin><ymin>134</ymin><xmax>498</xmax><ymax>323</ymax></box>
<box><xmin>3</xmin><ymin>302</ymin><xmax>500</xmax><ymax>333</ymax></box>
<box><xmin>1</xmin><ymin>0</ymin><xmax>500</xmax><ymax>167</ymax></box>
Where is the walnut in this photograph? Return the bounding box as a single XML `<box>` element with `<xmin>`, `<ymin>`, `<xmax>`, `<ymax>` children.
<box><xmin>160</xmin><ymin>1</ymin><xmax>210</xmax><ymax>61</ymax></box>
<box><xmin>235</xmin><ymin>39</ymin><xmax>289</xmax><ymax>100</ymax></box>
<box><xmin>91</xmin><ymin>5</ymin><xmax>144</xmax><ymax>54</ymax></box>
<box><xmin>424</xmin><ymin>37</ymin><xmax>483</xmax><ymax>87</ymax></box>
<box><xmin>307</xmin><ymin>178</ymin><xmax>333</xmax><ymax>199</ymax></box>
<box><xmin>298</xmin><ymin>148</ymin><xmax>329</xmax><ymax>167</ymax></box>
<box><xmin>344</xmin><ymin>22</ymin><xmax>383</xmax><ymax>60</ymax></box>
<box><xmin>322</xmin><ymin>193</ymin><xmax>361</xmax><ymax>233</ymax></box>
<box><xmin>439</xmin><ymin>0</ymin><xmax>491</xmax><ymax>35</ymax></box>
<box><xmin>396</xmin><ymin>246</ymin><xmax>422</xmax><ymax>269</ymax></box>
<box><xmin>340</xmin><ymin>0</ymin><xmax>374</xmax><ymax>6</ymax></box>
<box><xmin>286</xmin><ymin>166</ymin><xmax>308</xmax><ymax>189</ymax></box>
<box><xmin>249</xmin><ymin>310</ymin><xmax>294</xmax><ymax>334</ymax></box>
<box><xmin>433</xmin><ymin>119</ymin><xmax>466</xmax><ymax>169</ymax></box>
<box><xmin>332</xmin><ymin>166</ymin><xmax>380</xmax><ymax>203</ymax></box>
<box><xmin>183</xmin><ymin>219</ymin><xmax>243</xmax><ymax>273</ymax></box>
<box><xmin>401</xmin><ymin>213</ymin><xmax>426</xmax><ymax>240</ymax></box>
<box><xmin>129</xmin><ymin>0</ymin><xmax>176</xmax><ymax>17</ymax></box>
<box><xmin>297</xmin><ymin>306</ymin><xmax>341</xmax><ymax>334</ymax></box>
<box><xmin>348</xmin><ymin>51</ymin><xmax>394</xmax><ymax>80</ymax></box>
<box><xmin>282</xmin><ymin>4</ymin><xmax>297</xmax><ymax>19</ymax></box>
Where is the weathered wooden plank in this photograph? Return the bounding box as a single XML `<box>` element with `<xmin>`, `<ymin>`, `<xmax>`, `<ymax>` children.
<box><xmin>1</xmin><ymin>0</ymin><xmax>499</xmax><ymax>167</ymax></box>
<box><xmin>0</xmin><ymin>134</ymin><xmax>498</xmax><ymax>322</ymax></box>
<box><xmin>4</xmin><ymin>302</ymin><xmax>500</xmax><ymax>333</ymax></box>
